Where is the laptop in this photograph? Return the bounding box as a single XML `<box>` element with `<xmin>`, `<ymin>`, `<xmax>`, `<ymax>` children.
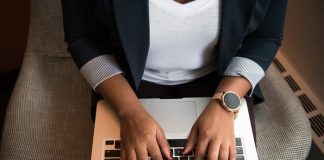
<box><xmin>91</xmin><ymin>98</ymin><xmax>258</xmax><ymax>160</ymax></box>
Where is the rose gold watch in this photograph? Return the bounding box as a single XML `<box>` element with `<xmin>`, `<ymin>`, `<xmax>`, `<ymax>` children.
<box><xmin>212</xmin><ymin>91</ymin><xmax>242</xmax><ymax>119</ymax></box>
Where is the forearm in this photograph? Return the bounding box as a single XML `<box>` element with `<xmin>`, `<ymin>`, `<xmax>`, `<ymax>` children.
<box><xmin>96</xmin><ymin>74</ymin><xmax>144</xmax><ymax>118</ymax></box>
<box><xmin>214</xmin><ymin>76</ymin><xmax>251</xmax><ymax>98</ymax></box>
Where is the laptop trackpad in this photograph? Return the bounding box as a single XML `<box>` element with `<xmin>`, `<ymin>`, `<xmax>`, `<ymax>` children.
<box><xmin>143</xmin><ymin>101</ymin><xmax>197</xmax><ymax>138</ymax></box>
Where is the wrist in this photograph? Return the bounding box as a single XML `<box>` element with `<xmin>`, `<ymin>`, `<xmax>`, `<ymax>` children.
<box><xmin>215</xmin><ymin>76</ymin><xmax>251</xmax><ymax>98</ymax></box>
<box><xmin>208</xmin><ymin>100</ymin><xmax>236</xmax><ymax>119</ymax></box>
<box><xmin>96</xmin><ymin>74</ymin><xmax>145</xmax><ymax>118</ymax></box>
<box><xmin>212</xmin><ymin>91</ymin><xmax>241</xmax><ymax>119</ymax></box>
<box><xmin>115</xmin><ymin>99</ymin><xmax>145</xmax><ymax>119</ymax></box>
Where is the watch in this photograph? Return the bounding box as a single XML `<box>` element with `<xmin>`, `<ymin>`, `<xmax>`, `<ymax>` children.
<box><xmin>212</xmin><ymin>91</ymin><xmax>242</xmax><ymax>119</ymax></box>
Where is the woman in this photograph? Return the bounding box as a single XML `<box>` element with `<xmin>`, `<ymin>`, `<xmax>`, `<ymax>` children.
<box><xmin>62</xmin><ymin>0</ymin><xmax>287</xmax><ymax>159</ymax></box>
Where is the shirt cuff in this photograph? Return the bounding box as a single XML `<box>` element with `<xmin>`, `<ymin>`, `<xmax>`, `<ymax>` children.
<box><xmin>80</xmin><ymin>54</ymin><xmax>123</xmax><ymax>90</ymax></box>
<box><xmin>224</xmin><ymin>57</ymin><xmax>265</xmax><ymax>96</ymax></box>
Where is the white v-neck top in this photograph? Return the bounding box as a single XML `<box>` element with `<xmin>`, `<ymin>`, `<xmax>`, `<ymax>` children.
<box><xmin>143</xmin><ymin>0</ymin><xmax>221</xmax><ymax>85</ymax></box>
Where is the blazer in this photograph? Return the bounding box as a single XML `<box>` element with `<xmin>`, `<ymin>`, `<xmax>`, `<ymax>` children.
<box><xmin>62</xmin><ymin>0</ymin><xmax>288</xmax><ymax>102</ymax></box>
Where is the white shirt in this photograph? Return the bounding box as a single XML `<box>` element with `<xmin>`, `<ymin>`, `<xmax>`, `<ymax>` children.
<box><xmin>143</xmin><ymin>0</ymin><xmax>221</xmax><ymax>85</ymax></box>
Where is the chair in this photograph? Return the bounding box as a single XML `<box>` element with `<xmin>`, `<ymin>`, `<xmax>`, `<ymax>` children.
<box><xmin>256</xmin><ymin>65</ymin><xmax>312</xmax><ymax>159</ymax></box>
<box><xmin>0</xmin><ymin>0</ymin><xmax>312</xmax><ymax>159</ymax></box>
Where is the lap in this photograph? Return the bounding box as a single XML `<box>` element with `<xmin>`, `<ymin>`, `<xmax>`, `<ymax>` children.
<box><xmin>91</xmin><ymin>72</ymin><xmax>256</xmax><ymax>141</ymax></box>
<box><xmin>136</xmin><ymin>72</ymin><xmax>256</xmax><ymax>141</ymax></box>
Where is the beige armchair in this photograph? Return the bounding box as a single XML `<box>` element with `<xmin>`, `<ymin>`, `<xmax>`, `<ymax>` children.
<box><xmin>0</xmin><ymin>0</ymin><xmax>312</xmax><ymax>159</ymax></box>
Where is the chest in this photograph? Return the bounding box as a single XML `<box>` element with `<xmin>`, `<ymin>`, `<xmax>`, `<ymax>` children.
<box><xmin>148</xmin><ymin>0</ymin><xmax>221</xmax><ymax>49</ymax></box>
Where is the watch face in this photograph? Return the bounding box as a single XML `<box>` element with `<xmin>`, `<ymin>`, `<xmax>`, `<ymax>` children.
<box><xmin>223</xmin><ymin>92</ymin><xmax>241</xmax><ymax>110</ymax></box>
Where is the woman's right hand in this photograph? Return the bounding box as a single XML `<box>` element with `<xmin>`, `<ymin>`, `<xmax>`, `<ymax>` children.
<box><xmin>118</xmin><ymin>104</ymin><xmax>172</xmax><ymax>160</ymax></box>
<box><xmin>97</xmin><ymin>74</ymin><xmax>172</xmax><ymax>159</ymax></box>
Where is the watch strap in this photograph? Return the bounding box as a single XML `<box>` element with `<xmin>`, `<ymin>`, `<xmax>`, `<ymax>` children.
<box><xmin>212</xmin><ymin>92</ymin><xmax>223</xmax><ymax>100</ymax></box>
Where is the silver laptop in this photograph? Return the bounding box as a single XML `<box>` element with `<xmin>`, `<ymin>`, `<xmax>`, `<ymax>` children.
<box><xmin>91</xmin><ymin>98</ymin><xmax>258</xmax><ymax>160</ymax></box>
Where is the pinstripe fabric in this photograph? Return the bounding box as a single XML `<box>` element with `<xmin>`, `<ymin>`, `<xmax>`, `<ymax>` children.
<box><xmin>81</xmin><ymin>55</ymin><xmax>264</xmax><ymax>92</ymax></box>
<box><xmin>224</xmin><ymin>56</ymin><xmax>265</xmax><ymax>94</ymax></box>
<box><xmin>80</xmin><ymin>54</ymin><xmax>123</xmax><ymax>90</ymax></box>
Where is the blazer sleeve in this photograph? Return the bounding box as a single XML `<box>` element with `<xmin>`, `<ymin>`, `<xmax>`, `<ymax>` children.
<box><xmin>236</xmin><ymin>0</ymin><xmax>288</xmax><ymax>71</ymax></box>
<box><xmin>62</xmin><ymin>0</ymin><xmax>123</xmax><ymax>89</ymax></box>
<box><xmin>61</xmin><ymin>0</ymin><xmax>110</xmax><ymax>68</ymax></box>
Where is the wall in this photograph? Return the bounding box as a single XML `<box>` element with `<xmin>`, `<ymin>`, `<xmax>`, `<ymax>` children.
<box><xmin>0</xmin><ymin>0</ymin><xmax>29</xmax><ymax>73</ymax></box>
<box><xmin>280</xmin><ymin>0</ymin><xmax>324</xmax><ymax>104</ymax></box>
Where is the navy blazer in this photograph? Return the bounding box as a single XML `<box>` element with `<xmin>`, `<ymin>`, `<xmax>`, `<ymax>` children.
<box><xmin>62</xmin><ymin>0</ymin><xmax>287</xmax><ymax>102</ymax></box>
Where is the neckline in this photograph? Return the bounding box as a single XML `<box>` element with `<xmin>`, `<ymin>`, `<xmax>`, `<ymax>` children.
<box><xmin>150</xmin><ymin>0</ymin><xmax>214</xmax><ymax>17</ymax></box>
<box><xmin>172</xmin><ymin>0</ymin><xmax>195</xmax><ymax>5</ymax></box>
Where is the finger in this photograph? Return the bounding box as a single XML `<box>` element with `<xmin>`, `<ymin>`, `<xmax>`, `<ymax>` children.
<box><xmin>120</xmin><ymin>140</ymin><xmax>127</xmax><ymax>160</ymax></box>
<box><xmin>147</xmin><ymin>140</ymin><xmax>163</xmax><ymax>160</ymax></box>
<box><xmin>135</xmin><ymin>145</ymin><xmax>149</xmax><ymax>160</ymax></box>
<box><xmin>156</xmin><ymin>128</ymin><xmax>172</xmax><ymax>159</ymax></box>
<box><xmin>229</xmin><ymin>143</ymin><xmax>237</xmax><ymax>160</ymax></box>
<box><xmin>207</xmin><ymin>140</ymin><xmax>220</xmax><ymax>160</ymax></box>
<box><xmin>218</xmin><ymin>144</ymin><xmax>229</xmax><ymax>160</ymax></box>
<box><xmin>120</xmin><ymin>148</ymin><xmax>127</xmax><ymax>160</ymax></box>
<box><xmin>183</xmin><ymin>124</ymin><xmax>198</xmax><ymax>154</ymax></box>
<box><xmin>126</xmin><ymin>147</ymin><xmax>137</xmax><ymax>160</ymax></box>
<box><xmin>194</xmin><ymin>137</ymin><xmax>208</xmax><ymax>160</ymax></box>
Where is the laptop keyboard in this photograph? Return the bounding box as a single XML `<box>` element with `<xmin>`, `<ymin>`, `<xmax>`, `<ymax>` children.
<box><xmin>104</xmin><ymin>138</ymin><xmax>245</xmax><ymax>160</ymax></box>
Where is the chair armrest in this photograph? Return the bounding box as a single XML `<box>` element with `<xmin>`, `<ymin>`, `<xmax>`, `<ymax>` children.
<box><xmin>255</xmin><ymin>64</ymin><xmax>312</xmax><ymax>159</ymax></box>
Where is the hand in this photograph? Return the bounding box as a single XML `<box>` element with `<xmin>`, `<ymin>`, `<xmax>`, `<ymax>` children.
<box><xmin>183</xmin><ymin>100</ymin><xmax>236</xmax><ymax>160</ymax></box>
<box><xmin>96</xmin><ymin>74</ymin><xmax>171</xmax><ymax>159</ymax></box>
<box><xmin>119</xmin><ymin>104</ymin><xmax>172</xmax><ymax>160</ymax></box>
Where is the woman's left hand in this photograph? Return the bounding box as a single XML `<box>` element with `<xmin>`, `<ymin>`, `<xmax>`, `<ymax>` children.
<box><xmin>183</xmin><ymin>100</ymin><xmax>237</xmax><ymax>160</ymax></box>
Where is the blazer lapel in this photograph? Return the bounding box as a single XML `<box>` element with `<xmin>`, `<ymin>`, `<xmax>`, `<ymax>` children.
<box><xmin>217</xmin><ymin>0</ymin><xmax>257</xmax><ymax>72</ymax></box>
<box><xmin>112</xmin><ymin>0</ymin><xmax>150</xmax><ymax>88</ymax></box>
